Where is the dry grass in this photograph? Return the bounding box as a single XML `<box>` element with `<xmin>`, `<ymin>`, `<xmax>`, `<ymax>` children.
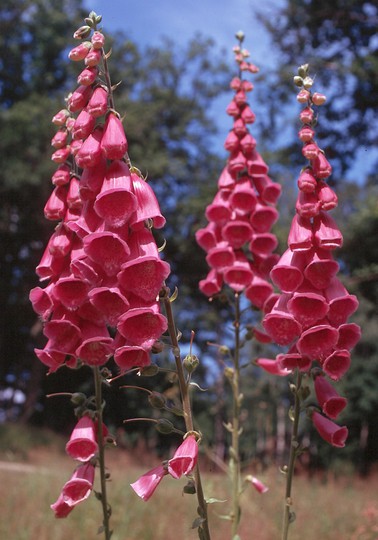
<box><xmin>0</xmin><ymin>443</ymin><xmax>377</xmax><ymax>540</ymax></box>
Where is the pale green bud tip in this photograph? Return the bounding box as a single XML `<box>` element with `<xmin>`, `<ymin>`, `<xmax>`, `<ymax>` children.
<box><xmin>235</xmin><ymin>30</ymin><xmax>245</xmax><ymax>42</ymax></box>
<box><xmin>293</xmin><ymin>76</ymin><xmax>303</xmax><ymax>87</ymax></box>
<box><xmin>70</xmin><ymin>392</ymin><xmax>86</xmax><ymax>405</ymax></box>
<box><xmin>303</xmin><ymin>76</ymin><xmax>313</xmax><ymax>89</ymax></box>
<box><xmin>298</xmin><ymin>64</ymin><xmax>309</xmax><ymax>78</ymax></box>
<box><xmin>73</xmin><ymin>25</ymin><xmax>91</xmax><ymax>40</ymax></box>
<box><xmin>183</xmin><ymin>354</ymin><xmax>200</xmax><ymax>374</ymax></box>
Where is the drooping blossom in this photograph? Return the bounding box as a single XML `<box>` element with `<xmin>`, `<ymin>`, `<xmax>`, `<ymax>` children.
<box><xmin>51</xmin><ymin>463</ymin><xmax>95</xmax><ymax>518</ymax></box>
<box><xmin>248</xmin><ymin>475</ymin><xmax>269</xmax><ymax>494</ymax></box>
<box><xmin>30</xmin><ymin>20</ymin><xmax>170</xmax><ymax>376</ymax></box>
<box><xmin>65</xmin><ymin>415</ymin><xmax>99</xmax><ymax>462</ymax></box>
<box><xmin>131</xmin><ymin>435</ymin><xmax>199</xmax><ymax>501</ymax></box>
<box><xmin>259</xmin><ymin>66</ymin><xmax>360</xmax><ymax>447</ymax></box>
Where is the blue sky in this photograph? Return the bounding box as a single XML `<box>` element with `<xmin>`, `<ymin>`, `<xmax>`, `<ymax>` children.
<box><xmin>83</xmin><ymin>0</ymin><xmax>282</xmax><ymax>67</ymax></box>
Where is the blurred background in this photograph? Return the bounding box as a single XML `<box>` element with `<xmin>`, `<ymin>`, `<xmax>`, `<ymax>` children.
<box><xmin>0</xmin><ymin>0</ymin><xmax>377</xmax><ymax>505</ymax></box>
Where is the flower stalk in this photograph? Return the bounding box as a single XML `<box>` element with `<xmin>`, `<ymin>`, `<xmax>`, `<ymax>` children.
<box><xmin>281</xmin><ymin>370</ymin><xmax>302</xmax><ymax>540</ymax></box>
<box><xmin>161</xmin><ymin>287</ymin><xmax>211</xmax><ymax>540</ymax></box>
<box><xmin>94</xmin><ymin>367</ymin><xmax>112</xmax><ymax>540</ymax></box>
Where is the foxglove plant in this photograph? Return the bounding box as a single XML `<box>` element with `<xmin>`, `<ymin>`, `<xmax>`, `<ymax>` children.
<box><xmin>29</xmin><ymin>11</ymin><xmax>172</xmax><ymax>539</ymax></box>
<box><xmin>196</xmin><ymin>31</ymin><xmax>281</xmax><ymax>538</ymax></box>
<box><xmin>257</xmin><ymin>64</ymin><xmax>361</xmax><ymax>540</ymax></box>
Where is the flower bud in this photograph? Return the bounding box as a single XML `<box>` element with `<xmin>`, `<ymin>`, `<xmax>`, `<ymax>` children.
<box><xmin>155</xmin><ymin>419</ymin><xmax>175</xmax><ymax>434</ymax></box>
<box><xmin>148</xmin><ymin>392</ymin><xmax>167</xmax><ymax>409</ymax></box>
<box><xmin>183</xmin><ymin>354</ymin><xmax>200</xmax><ymax>374</ymax></box>
<box><xmin>52</xmin><ymin>109</ymin><xmax>70</xmax><ymax>126</ymax></box>
<box><xmin>297</xmin><ymin>89</ymin><xmax>310</xmax><ymax>103</ymax></box>
<box><xmin>293</xmin><ymin>76</ymin><xmax>303</xmax><ymax>87</ymax></box>
<box><xmin>303</xmin><ymin>76</ymin><xmax>313</xmax><ymax>89</ymax></box>
<box><xmin>91</xmin><ymin>31</ymin><xmax>105</xmax><ymax>49</ymax></box>
<box><xmin>68</xmin><ymin>41</ymin><xmax>92</xmax><ymax>61</ymax></box>
<box><xmin>139</xmin><ymin>364</ymin><xmax>160</xmax><ymax>376</ymax></box>
<box><xmin>73</xmin><ymin>25</ymin><xmax>91</xmax><ymax>40</ymax></box>
<box><xmin>312</xmin><ymin>92</ymin><xmax>327</xmax><ymax>106</ymax></box>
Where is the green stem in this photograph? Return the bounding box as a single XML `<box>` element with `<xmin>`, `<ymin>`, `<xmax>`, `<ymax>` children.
<box><xmin>162</xmin><ymin>289</ymin><xmax>211</xmax><ymax>540</ymax></box>
<box><xmin>230</xmin><ymin>292</ymin><xmax>242</xmax><ymax>538</ymax></box>
<box><xmin>94</xmin><ymin>367</ymin><xmax>112</xmax><ymax>540</ymax></box>
<box><xmin>281</xmin><ymin>370</ymin><xmax>302</xmax><ymax>540</ymax></box>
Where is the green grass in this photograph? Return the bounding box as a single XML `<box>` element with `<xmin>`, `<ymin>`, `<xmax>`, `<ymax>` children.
<box><xmin>0</xmin><ymin>425</ymin><xmax>377</xmax><ymax>539</ymax></box>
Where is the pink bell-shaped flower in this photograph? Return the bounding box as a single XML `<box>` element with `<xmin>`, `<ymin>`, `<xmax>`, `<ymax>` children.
<box><xmin>205</xmin><ymin>189</ymin><xmax>232</xmax><ymax>223</ymax></box>
<box><xmin>61</xmin><ymin>463</ymin><xmax>95</xmax><ymax>505</ymax></box>
<box><xmin>101</xmin><ymin>113</ymin><xmax>128</xmax><ymax>160</ymax></box>
<box><xmin>34</xmin><ymin>341</ymin><xmax>69</xmax><ymax>373</ymax></box>
<box><xmin>88</xmin><ymin>286</ymin><xmax>130</xmax><ymax>327</ymax></box>
<box><xmin>317</xmin><ymin>181</ymin><xmax>338</xmax><ymax>211</ymax></box>
<box><xmin>199</xmin><ymin>269</ymin><xmax>223</xmax><ymax>297</ymax></box>
<box><xmin>44</xmin><ymin>310</ymin><xmax>81</xmax><ymax>354</ymax></box>
<box><xmin>255</xmin><ymin>357</ymin><xmax>291</xmax><ymax>376</ymax></box>
<box><xmin>65</xmin><ymin>416</ymin><xmax>99</xmax><ymax>462</ymax></box>
<box><xmin>114</xmin><ymin>344</ymin><xmax>151</xmax><ymax>371</ymax></box>
<box><xmin>263</xmin><ymin>294</ymin><xmax>302</xmax><ymax>346</ymax></box>
<box><xmin>287</xmin><ymin>287</ymin><xmax>329</xmax><ymax>327</ymax></box>
<box><xmin>130</xmin><ymin>465</ymin><xmax>168</xmax><ymax>501</ymax></box>
<box><xmin>314</xmin><ymin>375</ymin><xmax>347</xmax><ymax>419</ymax></box>
<box><xmin>322</xmin><ymin>349</ymin><xmax>351</xmax><ymax>381</ymax></box>
<box><xmin>312</xmin><ymin>152</ymin><xmax>332</xmax><ymax>179</ymax></box>
<box><xmin>117</xmin><ymin>229</ymin><xmax>170</xmax><ymax>302</ymax></box>
<box><xmin>247</xmin><ymin>150</ymin><xmax>269</xmax><ymax>176</ymax></box>
<box><xmin>228</xmin><ymin>150</ymin><xmax>247</xmax><ymax>175</ymax></box>
<box><xmin>75</xmin><ymin>126</ymin><xmax>103</xmax><ymax>168</ymax></box>
<box><xmin>35</xmin><ymin>242</ymin><xmax>68</xmax><ymax>281</ymax></box>
<box><xmin>223</xmin><ymin>251</ymin><xmax>254</xmax><ymax>292</ymax></box>
<box><xmin>221</xmin><ymin>219</ymin><xmax>253</xmax><ymax>248</ymax></box>
<box><xmin>67</xmin><ymin>85</ymin><xmax>92</xmax><ymax>113</ymax></box>
<box><xmin>336</xmin><ymin>323</ymin><xmax>361</xmax><ymax>351</ymax></box>
<box><xmin>277</xmin><ymin>349</ymin><xmax>312</xmax><ymax>372</ymax></box>
<box><xmin>250</xmin><ymin>202</ymin><xmax>279</xmax><ymax>232</ymax></box>
<box><xmin>297</xmin><ymin>168</ymin><xmax>317</xmax><ymax>192</ymax></box>
<box><xmin>288</xmin><ymin>214</ymin><xmax>313</xmax><ymax>252</ymax></box>
<box><xmin>224</xmin><ymin>130</ymin><xmax>240</xmax><ymax>152</ymax></box>
<box><xmin>253</xmin><ymin>175</ymin><xmax>281</xmax><ymax>205</ymax></box>
<box><xmin>270</xmin><ymin>249</ymin><xmax>307</xmax><ymax>293</ymax></box>
<box><xmin>229</xmin><ymin>177</ymin><xmax>257</xmax><ymax>214</ymax></box>
<box><xmin>44</xmin><ymin>185</ymin><xmax>68</xmax><ymax>221</ymax></box>
<box><xmin>117</xmin><ymin>304</ymin><xmax>168</xmax><ymax>349</ymax></box>
<box><xmin>129</xmin><ymin>173</ymin><xmax>166</xmax><ymax>230</ymax></box>
<box><xmin>29</xmin><ymin>285</ymin><xmax>54</xmax><ymax>321</ymax></box>
<box><xmin>245</xmin><ymin>274</ymin><xmax>273</xmax><ymax>309</ymax></box>
<box><xmin>72</xmin><ymin>108</ymin><xmax>96</xmax><ymax>140</ymax></box>
<box><xmin>50</xmin><ymin>492</ymin><xmax>74</xmax><ymax>519</ymax></box>
<box><xmin>83</xmin><ymin>231</ymin><xmax>130</xmax><ymax>276</ymax></box>
<box><xmin>295</xmin><ymin>190</ymin><xmax>321</xmax><ymax>218</ymax></box>
<box><xmin>77</xmin><ymin>66</ymin><xmax>98</xmax><ymax>86</ymax></box>
<box><xmin>249</xmin><ymin>232</ymin><xmax>278</xmax><ymax>256</ymax></box>
<box><xmin>303</xmin><ymin>248</ymin><xmax>339</xmax><ymax>289</ymax></box>
<box><xmin>240</xmin><ymin>133</ymin><xmax>257</xmax><ymax>154</ymax></box>
<box><xmin>94</xmin><ymin>160</ymin><xmax>137</xmax><ymax>227</ymax></box>
<box><xmin>79</xmin><ymin>159</ymin><xmax>107</xmax><ymax>200</ymax></box>
<box><xmin>168</xmin><ymin>435</ymin><xmax>198</xmax><ymax>479</ymax></box>
<box><xmin>217</xmin><ymin>167</ymin><xmax>235</xmax><ymax>189</ymax></box>
<box><xmin>195</xmin><ymin>222</ymin><xmax>221</xmax><ymax>252</ymax></box>
<box><xmin>51</xmin><ymin>273</ymin><xmax>89</xmax><ymax>310</ymax></box>
<box><xmin>75</xmin><ymin>321</ymin><xmax>114</xmax><ymax>366</ymax></box>
<box><xmin>297</xmin><ymin>324</ymin><xmax>339</xmax><ymax>360</ymax></box>
<box><xmin>86</xmin><ymin>86</ymin><xmax>109</xmax><ymax>118</ymax></box>
<box><xmin>52</xmin><ymin>164</ymin><xmax>71</xmax><ymax>186</ymax></box>
<box><xmin>312</xmin><ymin>411</ymin><xmax>348</xmax><ymax>448</ymax></box>
<box><xmin>313</xmin><ymin>211</ymin><xmax>343</xmax><ymax>250</ymax></box>
<box><xmin>325</xmin><ymin>278</ymin><xmax>359</xmax><ymax>325</ymax></box>
<box><xmin>206</xmin><ymin>242</ymin><xmax>236</xmax><ymax>270</ymax></box>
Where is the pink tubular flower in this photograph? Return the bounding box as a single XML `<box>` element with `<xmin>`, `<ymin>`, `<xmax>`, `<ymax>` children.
<box><xmin>61</xmin><ymin>463</ymin><xmax>95</xmax><ymax>505</ymax></box>
<box><xmin>101</xmin><ymin>113</ymin><xmax>128</xmax><ymax>160</ymax></box>
<box><xmin>65</xmin><ymin>415</ymin><xmax>98</xmax><ymax>461</ymax></box>
<box><xmin>130</xmin><ymin>465</ymin><xmax>168</xmax><ymax>501</ymax></box>
<box><xmin>314</xmin><ymin>375</ymin><xmax>347</xmax><ymax>419</ymax></box>
<box><xmin>129</xmin><ymin>173</ymin><xmax>166</xmax><ymax>230</ymax></box>
<box><xmin>68</xmin><ymin>85</ymin><xmax>92</xmax><ymax>113</ymax></box>
<box><xmin>168</xmin><ymin>435</ymin><xmax>199</xmax><ymax>479</ymax></box>
<box><xmin>249</xmin><ymin>476</ymin><xmax>269</xmax><ymax>494</ymax></box>
<box><xmin>288</xmin><ymin>214</ymin><xmax>313</xmax><ymax>252</ymax></box>
<box><xmin>255</xmin><ymin>358</ymin><xmax>291</xmax><ymax>376</ymax></box>
<box><xmin>313</xmin><ymin>211</ymin><xmax>343</xmax><ymax>250</ymax></box>
<box><xmin>86</xmin><ymin>86</ymin><xmax>109</xmax><ymax>117</ymax></box>
<box><xmin>75</xmin><ymin>126</ymin><xmax>103</xmax><ymax>168</ymax></box>
<box><xmin>117</xmin><ymin>305</ymin><xmax>168</xmax><ymax>349</ymax></box>
<box><xmin>312</xmin><ymin>411</ymin><xmax>348</xmax><ymax>448</ymax></box>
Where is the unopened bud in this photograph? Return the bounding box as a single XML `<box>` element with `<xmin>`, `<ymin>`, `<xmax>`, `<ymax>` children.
<box><xmin>155</xmin><ymin>418</ymin><xmax>175</xmax><ymax>434</ymax></box>
<box><xmin>293</xmin><ymin>76</ymin><xmax>303</xmax><ymax>87</ymax></box>
<box><xmin>235</xmin><ymin>30</ymin><xmax>245</xmax><ymax>42</ymax></box>
<box><xmin>298</xmin><ymin>64</ymin><xmax>309</xmax><ymax>78</ymax></box>
<box><xmin>183</xmin><ymin>480</ymin><xmax>196</xmax><ymax>494</ymax></box>
<box><xmin>139</xmin><ymin>364</ymin><xmax>159</xmax><ymax>376</ymax></box>
<box><xmin>312</xmin><ymin>92</ymin><xmax>327</xmax><ymax>106</ymax></box>
<box><xmin>302</xmin><ymin>76</ymin><xmax>313</xmax><ymax>89</ymax></box>
<box><xmin>151</xmin><ymin>341</ymin><xmax>164</xmax><ymax>354</ymax></box>
<box><xmin>148</xmin><ymin>392</ymin><xmax>166</xmax><ymax>409</ymax></box>
<box><xmin>224</xmin><ymin>367</ymin><xmax>234</xmax><ymax>380</ymax></box>
<box><xmin>183</xmin><ymin>354</ymin><xmax>200</xmax><ymax>374</ymax></box>
<box><xmin>70</xmin><ymin>392</ymin><xmax>87</xmax><ymax>405</ymax></box>
<box><xmin>219</xmin><ymin>345</ymin><xmax>230</xmax><ymax>355</ymax></box>
<box><xmin>73</xmin><ymin>25</ymin><xmax>91</xmax><ymax>40</ymax></box>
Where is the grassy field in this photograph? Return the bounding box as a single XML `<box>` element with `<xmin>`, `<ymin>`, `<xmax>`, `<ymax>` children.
<box><xmin>0</xmin><ymin>425</ymin><xmax>377</xmax><ymax>540</ymax></box>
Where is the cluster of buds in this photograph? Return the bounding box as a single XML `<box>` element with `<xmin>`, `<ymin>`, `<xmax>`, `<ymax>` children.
<box><xmin>51</xmin><ymin>412</ymin><xmax>108</xmax><ymax>517</ymax></box>
<box><xmin>29</xmin><ymin>13</ymin><xmax>170</xmax><ymax>374</ymax></box>
<box><xmin>196</xmin><ymin>33</ymin><xmax>281</xmax><ymax>314</ymax></box>
<box><xmin>131</xmin><ymin>434</ymin><xmax>198</xmax><ymax>501</ymax></box>
<box><xmin>258</xmin><ymin>65</ymin><xmax>361</xmax><ymax>448</ymax></box>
